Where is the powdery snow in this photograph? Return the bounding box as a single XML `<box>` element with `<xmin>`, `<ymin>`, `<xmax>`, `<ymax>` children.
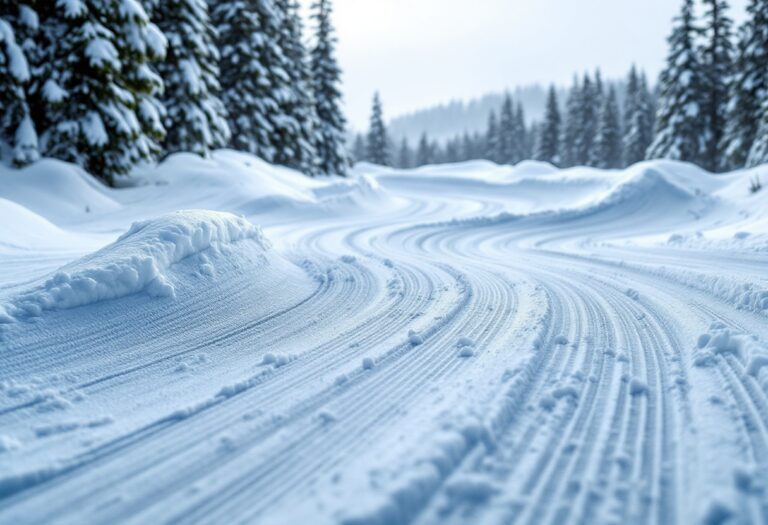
<box><xmin>0</xmin><ymin>154</ymin><xmax>766</xmax><ymax>525</ymax></box>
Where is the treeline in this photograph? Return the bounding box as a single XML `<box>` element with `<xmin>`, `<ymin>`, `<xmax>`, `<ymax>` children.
<box><xmin>0</xmin><ymin>0</ymin><xmax>348</xmax><ymax>184</ymax></box>
<box><xmin>354</xmin><ymin>69</ymin><xmax>654</xmax><ymax>171</ymax></box>
<box><xmin>357</xmin><ymin>0</ymin><xmax>768</xmax><ymax>173</ymax></box>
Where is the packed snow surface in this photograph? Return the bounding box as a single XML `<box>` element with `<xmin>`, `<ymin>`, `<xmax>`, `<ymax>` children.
<box><xmin>1</xmin><ymin>151</ymin><xmax>768</xmax><ymax>525</ymax></box>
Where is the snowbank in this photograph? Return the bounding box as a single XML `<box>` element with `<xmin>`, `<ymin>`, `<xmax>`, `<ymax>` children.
<box><xmin>1</xmin><ymin>210</ymin><xmax>268</xmax><ymax>321</ymax></box>
<box><xmin>0</xmin><ymin>159</ymin><xmax>120</xmax><ymax>221</ymax></box>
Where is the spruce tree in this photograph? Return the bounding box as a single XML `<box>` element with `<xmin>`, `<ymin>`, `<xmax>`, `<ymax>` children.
<box><xmin>561</xmin><ymin>76</ymin><xmax>582</xmax><ymax>167</ymax></box>
<box><xmin>272</xmin><ymin>0</ymin><xmax>318</xmax><ymax>174</ymax></box>
<box><xmin>485</xmin><ymin>110</ymin><xmax>499</xmax><ymax>163</ymax></box>
<box><xmin>33</xmin><ymin>0</ymin><xmax>167</xmax><ymax>184</ymax></box>
<box><xmin>623</xmin><ymin>71</ymin><xmax>655</xmax><ymax>166</ymax></box>
<box><xmin>592</xmin><ymin>86</ymin><xmax>623</xmax><ymax>168</ymax></box>
<box><xmin>351</xmin><ymin>133</ymin><xmax>366</xmax><ymax>163</ymax></box>
<box><xmin>396</xmin><ymin>137</ymin><xmax>412</xmax><ymax>168</ymax></box>
<box><xmin>211</xmin><ymin>0</ymin><xmax>281</xmax><ymax>161</ymax></box>
<box><xmin>535</xmin><ymin>85</ymin><xmax>561</xmax><ymax>165</ymax></box>
<box><xmin>647</xmin><ymin>0</ymin><xmax>706</xmax><ymax>164</ymax></box>
<box><xmin>513</xmin><ymin>102</ymin><xmax>528</xmax><ymax>161</ymax></box>
<box><xmin>574</xmin><ymin>73</ymin><xmax>597</xmax><ymax>166</ymax></box>
<box><xmin>460</xmin><ymin>132</ymin><xmax>473</xmax><ymax>161</ymax></box>
<box><xmin>722</xmin><ymin>0</ymin><xmax>768</xmax><ymax>169</ymax></box>
<box><xmin>700</xmin><ymin>0</ymin><xmax>734</xmax><ymax>171</ymax></box>
<box><xmin>416</xmin><ymin>132</ymin><xmax>431</xmax><ymax>166</ymax></box>
<box><xmin>310</xmin><ymin>0</ymin><xmax>347</xmax><ymax>175</ymax></box>
<box><xmin>0</xmin><ymin>4</ymin><xmax>38</xmax><ymax>166</ymax></box>
<box><xmin>497</xmin><ymin>93</ymin><xmax>515</xmax><ymax>163</ymax></box>
<box><xmin>366</xmin><ymin>92</ymin><xmax>389</xmax><ymax>166</ymax></box>
<box><xmin>154</xmin><ymin>0</ymin><xmax>229</xmax><ymax>158</ymax></box>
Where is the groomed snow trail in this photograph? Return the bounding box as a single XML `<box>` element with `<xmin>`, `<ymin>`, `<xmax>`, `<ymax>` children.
<box><xmin>1</xmin><ymin>154</ymin><xmax>767</xmax><ymax>524</ymax></box>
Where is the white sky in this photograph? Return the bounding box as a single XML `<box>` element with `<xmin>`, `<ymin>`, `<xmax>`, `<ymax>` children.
<box><xmin>302</xmin><ymin>0</ymin><xmax>749</xmax><ymax>130</ymax></box>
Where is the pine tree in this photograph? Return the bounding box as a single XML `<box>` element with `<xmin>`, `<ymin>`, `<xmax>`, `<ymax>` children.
<box><xmin>592</xmin><ymin>86</ymin><xmax>623</xmax><ymax>168</ymax></box>
<box><xmin>351</xmin><ymin>133</ymin><xmax>366</xmax><ymax>163</ymax></box>
<box><xmin>0</xmin><ymin>3</ymin><xmax>38</xmax><ymax>166</ymax></box>
<box><xmin>416</xmin><ymin>132</ymin><xmax>431</xmax><ymax>166</ymax></box>
<box><xmin>366</xmin><ymin>92</ymin><xmax>389</xmax><ymax>166</ymax></box>
<box><xmin>497</xmin><ymin>93</ymin><xmax>515</xmax><ymax>163</ymax></box>
<box><xmin>211</xmin><ymin>0</ymin><xmax>280</xmax><ymax>161</ymax></box>
<box><xmin>623</xmin><ymin>70</ymin><xmax>656</xmax><ymax>166</ymax></box>
<box><xmin>722</xmin><ymin>0</ymin><xmax>768</xmax><ymax>168</ymax></box>
<box><xmin>271</xmin><ymin>0</ymin><xmax>319</xmax><ymax>174</ymax></box>
<box><xmin>700</xmin><ymin>0</ymin><xmax>734</xmax><ymax>171</ymax></box>
<box><xmin>561</xmin><ymin>76</ymin><xmax>582</xmax><ymax>167</ymax></box>
<box><xmin>32</xmin><ymin>0</ymin><xmax>167</xmax><ymax>185</ymax></box>
<box><xmin>460</xmin><ymin>132</ymin><xmax>473</xmax><ymax>161</ymax></box>
<box><xmin>535</xmin><ymin>85</ymin><xmax>561</xmax><ymax>165</ymax></box>
<box><xmin>396</xmin><ymin>137</ymin><xmax>412</xmax><ymax>168</ymax></box>
<box><xmin>154</xmin><ymin>0</ymin><xmax>229</xmax><ymax>158</ymax></box>
<box><xmin>513</xmin><ymin>102</ymin><xmax>528</xmax><ymax>161</ymax></box>
<box><xmin>485</xmin><ymin>110</ymin><xmax>499</xmax><ymax>163</ymax></box>
<box><xmin>574</xmin><ymin>73</ymin><xmax>597</xmax><ymax>166</ymax></box>
<box><xmin>444</xmin><ymin>136</ymin><xmax>461</xmax><ymax>163</ymax></box>
<box><xmin>647</xmin><ymin>0</ymin><xmax>706</xmax><ymax>164</ymax></box>
<box><xmin>310</xmin><ymin>0</ymin><xmax>347</xmax><ymax>175</ymax></box>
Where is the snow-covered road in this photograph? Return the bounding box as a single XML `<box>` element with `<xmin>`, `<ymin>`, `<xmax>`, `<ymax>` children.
<box><xmin>1</xmin><ymin>154</ymin><xmax>767</xmax><ymax>524</ymax></box>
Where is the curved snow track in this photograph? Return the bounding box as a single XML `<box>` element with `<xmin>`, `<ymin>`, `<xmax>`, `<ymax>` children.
<box><xmin>1</xmin><ymin>159</ymin><xmax>767</xmax><ymax>524</ymax></box>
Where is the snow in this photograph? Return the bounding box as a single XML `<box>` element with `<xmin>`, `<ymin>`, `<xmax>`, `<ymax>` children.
<box><xmin>0</xmin><ymin>153</ymin><xmax>767</xmax><ymax>524</ymax></box>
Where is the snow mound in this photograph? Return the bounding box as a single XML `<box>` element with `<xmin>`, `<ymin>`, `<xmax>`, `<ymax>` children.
<box><xmin>0</xmin><ymin>198</ymin><xmax>77</xmax><ymax>250</ymax></box>
<box><xmin>693</xmin><ymin>322</ymin><xmax>768</xmax><ymax>382</ymax></box>
<box><xmin>2</xmin><ymin>210</ymin><xmax>267</xmax><ymax>321</ymax></box>
<box><xmin>0</xmin><ymin>159</ymin><xmax>120</xmax><ymax>221</ymax></box>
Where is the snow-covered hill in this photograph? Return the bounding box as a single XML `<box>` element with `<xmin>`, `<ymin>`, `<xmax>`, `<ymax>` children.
<box><xmin>0</xmin><ymin>152</ymin><xmax>767</xmax><ymax>524</ymax></box>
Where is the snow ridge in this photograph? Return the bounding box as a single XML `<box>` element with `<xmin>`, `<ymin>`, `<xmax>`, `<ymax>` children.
<box><xmin>1</xmin><ymin>210</ymin><xmax>267</xmax><ymax>322</ymax></box>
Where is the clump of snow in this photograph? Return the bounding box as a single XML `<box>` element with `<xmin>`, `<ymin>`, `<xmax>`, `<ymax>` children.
<box><xmin>552</xmin><ymin>385</ymin><xmax>580</xmax><ymax>400</ymax></box>
<box><xmin>693</xmin><ymin>322</ymin><xmax>768</xmax><ymax>376</ymax></box>
<box><xmin>457</xmin><ymin>337</ymin><xmax>475</xmax><ymax>357</ymax></box>
<box><xmin>2</xmin><ymin>211</ymin><xmax>268</xmax><ymax>321</ymax></box>
<box><xmin>625</xmin><ymin>288</ymin><xmax>640</xmax><ymax>301</ymax></box>
<box><xmin>362</xmin><ymin>357</ymin><xmax>375</xmax><ymax>370</ymax></box>
<box><xmin>629</xmin><ymin>378</ymin><xmax>649</xmax><ymax>396</ymax></box>
<box><xmin>554</xmin><ymin>335</ymin><xmax>569</xmax><ymax>345</ymax></box>
<box><xmin>408</xmin><ymin>330</ymin><xmax>424</xmax><ymax>346</ymax></box>
<box><xmin>458</xmin><ymin>347</ymin><xmax>474</xmax><ymax>358</ymax></box>
<box><xmin>456</xmin><ymin>336</ymin><xmax>474</xmax><ymax>348</ymax></box>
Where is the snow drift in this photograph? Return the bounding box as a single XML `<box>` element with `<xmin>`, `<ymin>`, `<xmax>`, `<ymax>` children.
<box><xmin>1</xmin><ymin>210</ymin><xmax>268</xmax><ymax>322</ymax></box>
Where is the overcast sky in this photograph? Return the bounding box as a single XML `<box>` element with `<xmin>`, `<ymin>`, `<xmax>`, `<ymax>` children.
<box><xmin>302</xmin><ymin>0</ymin><xmax>749</xmax><ymax>130</ymax></box>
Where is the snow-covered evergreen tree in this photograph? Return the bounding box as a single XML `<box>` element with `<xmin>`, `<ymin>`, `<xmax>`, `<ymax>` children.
<box><xmin>310</xmin><ymin>0</ymin><xmax>347</xmax><ymax>175</ymax></box>
<box><xmin>366</xmin><ymin>92</ymin><xmax>389</xmax><ymax>166</ymax></box>
<box><xmin>700</xmin><ymin>0</ymin><xmax>734</xmax><ymax>171</ymax></box>
<box><xmin>154</xmin><ymin>0</ymin><xmax>229</xmax><ymax>158</ymax></box>
<box><xmin>535</xmin><ymin>85</ymin><xmax>561</xmax><ymax>165</ymax></box>
<box><xmin>574</xmin><ymin>73</ymin><xmax>597</xmax><ymax>166</ymax></box>
<box><xmin>416</xmin><ymin>132</ymin><xmax>431</xmax><ymax>166</ymax></box>
<box><xmin>33</xmin><ymin>0</ymin><xmax>167</xmax><ymax>184</ymax></box>
<box><xmin>647</xmin><ymin>0</ymin><xmax>706</xmax><ymax>164</ymax></box>
<box><xmin>396</xmin><ymin>137</ymin><xmax>412</xmax><ymax>169</ymax></box>
<box><xmin>211</xmin><ymin>0</ymin><xmax>282</xmax><ymax>161</ymax></box>
<box><xmin>485</xmin><ymin>110</ymin><xmax>499</xmax><ymax>163</ymax></box>
<box><xmin>722</xmin><ymin>0</ymin><xmax>768</xmax><ymax>168</ymax></box>
<box><xmin>623</xmin><ymin>66</ymin><xmax>655</xmax><ymax>166</ymax></box>
<box><xmin>273</xmin><ymin>0</ymin><xmax>318</xmax><ymax>174</ymax></box>
<box><xmin>351</xmin><ymin>133</ymin><xmax>366</xmax><ymax>163</ymax></box>
<box><xmin>513</xmin><ymin>102</ymin><xmax>528</xmax><ymax>161</ymax></box>
<box><xmin>497</xmin><ymin>93</ymin><xmax>515</xmax><ymax>164</ymax></box>
<box><xmin>0</xmin><ymin>4</ymin><xmax>38</xmax><ymax>166</ymax></box>
<box><xmin>592</xmin><ymin>86</ymin><xmax>623</xmax><ymax>168</ymax></box>
<box><xmin>560</xmin><ymin>76</ymin><xmax>582</xmax><ymax>167</ymax></box>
